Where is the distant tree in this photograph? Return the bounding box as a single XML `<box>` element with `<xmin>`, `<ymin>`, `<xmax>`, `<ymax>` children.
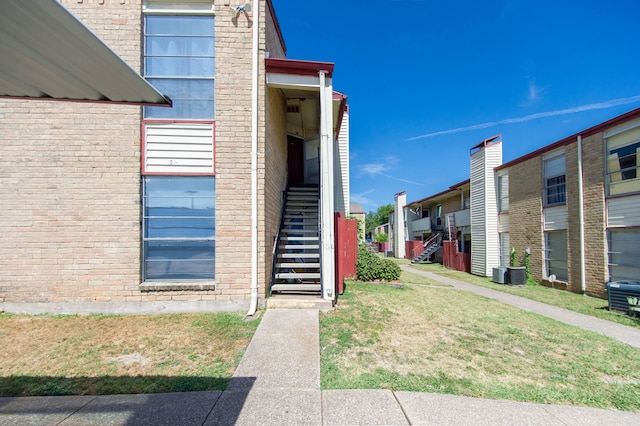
<box><xmin>365</xmin><ymin>203</ymin><xmax>394</xmax><ymax>236</ymax></box>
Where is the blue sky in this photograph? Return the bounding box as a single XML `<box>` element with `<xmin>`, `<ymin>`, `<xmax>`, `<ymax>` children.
<box><xmin>271</xmin><ymin>0</ymin><xmax>640</xmax><ymax>213</ymax></box>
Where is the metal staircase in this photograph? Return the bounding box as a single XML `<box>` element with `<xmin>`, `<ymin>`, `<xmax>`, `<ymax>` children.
<box><xmin>411</xmin><ymin>232</ymin><xmax>442</xmax><ymax>263</ymax></box>
<box><xmin>271</xmin><ymin>186</ymin><xmax>321</xmax><ymax>294</ymax></box>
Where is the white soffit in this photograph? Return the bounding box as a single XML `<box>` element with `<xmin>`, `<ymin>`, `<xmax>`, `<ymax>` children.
<box><xmin>0</xmin><ymin>0</ymin><xmax>171</xmax><ymax>106</ymax></box>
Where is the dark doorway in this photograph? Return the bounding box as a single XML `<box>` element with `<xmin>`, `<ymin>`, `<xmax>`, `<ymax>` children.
<box><xmin>287</xmin><ymin>135</ymin><xmax>304</xmax><ymax>185</ymax></box>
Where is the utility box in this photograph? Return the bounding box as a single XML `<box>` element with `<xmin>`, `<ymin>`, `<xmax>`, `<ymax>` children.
<box><xmin>607</xmin><ymin>281</ymin><xmax>640</xmax><ymax>314</ymax></box>
<box><xmin>492</xmin><ymin>267</ymin><xmax>507</xmax><ymax>284</ymax></box>
<box><xmin>507</xmin><ymin>267</ymin><xmax>526</xmax><ymax>285</ymax></box>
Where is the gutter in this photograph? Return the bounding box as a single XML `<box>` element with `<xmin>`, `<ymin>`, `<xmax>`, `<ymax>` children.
<box><xmin>246</xmin><ymin>0</ymin><xmax>260</xmax><ymax>317</ymax></box>
<box><xmin>577</xmin><ymin>135</ymin><xmax>587</xmax><ymax>293</ymax></box>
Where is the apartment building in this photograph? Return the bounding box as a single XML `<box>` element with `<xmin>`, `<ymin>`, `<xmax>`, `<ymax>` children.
<box><xmin>0</xmin><ymin>0</ymin><xmax>350</xmax><ymax>314</ymax></box>
<box><xmin>392</xmin><ymin>109</ymin><xmax>640</xmax><ymax>298</ymax></box>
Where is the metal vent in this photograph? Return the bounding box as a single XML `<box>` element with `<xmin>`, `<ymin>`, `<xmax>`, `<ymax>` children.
<box><xmin>287</xmin><ymin>105</ymin><xmax>301</xmax><ymax>113</ymax></box>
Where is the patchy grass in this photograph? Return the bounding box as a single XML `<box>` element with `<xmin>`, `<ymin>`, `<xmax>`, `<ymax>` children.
<box><xmin>0</xmin><ymin>312</ymin><xmax>260</xmax><ymax>397</ymax></box>
<box><xmin>321</xmin><ymin>282</ymin><xmax>640</xmax><ymax>411</ymax></box>
<box><xmin>410</xmin><ymin>262</ymin><xmax>640</xmax><ymax>329</ymax></box>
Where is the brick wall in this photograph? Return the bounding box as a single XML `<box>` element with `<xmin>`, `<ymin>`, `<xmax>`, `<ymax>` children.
<box><xmin>0</xmin><ymin>0</ymin><xmax>285</xmax><ymax>312</ymax></box>
<box><xmin>566</xmin><ymin>134</ymin><xmax>608</xmax><ymax>297</ymax></box>
<box><xmin>0</xmin><ymin>1</ymin><xmax>145</xmax><ymax>307</ymax></box>
<box><xmin>507</xmin><ymin>157</ymin><xmax>545</xmax><ymax>281</ymax></box>
<box><xmin>261</xmin><ymin>87</ymin><xmax>288</xmax><ymax>297</ymax></box>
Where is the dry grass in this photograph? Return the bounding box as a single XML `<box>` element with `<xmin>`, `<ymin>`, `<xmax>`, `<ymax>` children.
<box><xmin>0</xmin><ymin>312</ymin><xmax>259</xmax><ymax>396</ymax></box>
<box><xmin>321</xmin><ymin>281</ymin><xmax>640</xmax><ymax>411</ymax></box>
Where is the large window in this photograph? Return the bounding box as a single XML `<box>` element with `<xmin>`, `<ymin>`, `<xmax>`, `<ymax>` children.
<box><xmin>545</xmin><ymin>231</ymin><xmax>568</xmax><ymax>282</ymax></box>
<box><xmin>544</xmin><ymin>153</ymin><xmax>566</xmax><ymax>206</ymax></box>
<box><xmin>497</xmin><ymin>172</ymin><xmax>509</xmax><ymax>213</ymax></box>
<box><xmin>608</xmin><ymin>229</ymin><xmax>640</xmax><ymax>282</ymax></box>
<box><xmin>141</xmin><ymin>5</ymin><xmax>215</xmax><ymax>283</ymax></box>
<box><xmin>499</xmin><ymin>233</ymin><xmax>510</xmax><ymax>267</ymax></box>
<box><xmin>143</xmin><ymin>14</ymin><xmax>215</xmax><ymax>119</ymax></box>
<box><xmin>607</xmin><ymin>140</ymin><xmax>640</xmax><ymax>196</ymax></box>
<box><xmin>143</xmin><ymin>176</ymin><xmax>215</xmax><ymax>281</ymax></box>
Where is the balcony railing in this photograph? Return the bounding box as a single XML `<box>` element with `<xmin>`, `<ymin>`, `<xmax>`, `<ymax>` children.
<box><xmin>408</xmin><ymin>216</ymin><xmax>431</xmax><ymax>235</ymax></box>
<box><xmin>449</xmin><ymin>209</ymin><xmax>470</xmax><ymax>228</ymax></box>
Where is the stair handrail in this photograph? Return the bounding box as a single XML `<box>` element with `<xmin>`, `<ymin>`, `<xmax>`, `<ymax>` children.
<box><xmin>269</xmin><ymin>188</ymin><xmax>288</xmax><ymax>295</ymax></box>
<box><xmin>412</xmin><ymin>232</ymin><xmax>442</xmax><ymax>259</ymax></box>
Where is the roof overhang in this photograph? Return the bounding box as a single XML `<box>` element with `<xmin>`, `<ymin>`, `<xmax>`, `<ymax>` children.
<box><xmin>0</xmin><ymin>0</ymin><xmax>171</xmax><ymax>106</ymax></box>
<box><xmin>266</xmin><ymin>58</ymin><xmax>346</xmax><ymax>139</ymax></box>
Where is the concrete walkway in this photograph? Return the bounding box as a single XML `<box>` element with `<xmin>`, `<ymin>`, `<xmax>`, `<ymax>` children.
<box><xmin>2</xmin><ymin>272</ymin><xmax>640</xmax><ymax>424</ymax></box>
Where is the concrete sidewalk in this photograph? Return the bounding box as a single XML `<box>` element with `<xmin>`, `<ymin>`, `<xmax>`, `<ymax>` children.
<box><xmin>2</xmin><ymin>274</ymin><xmax>640</xmax><ymax>424</ymax></box>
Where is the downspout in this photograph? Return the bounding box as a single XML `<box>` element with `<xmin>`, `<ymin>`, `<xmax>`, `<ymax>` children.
<box><xmin>246</xmin><ymin>0</ymin><xmax>260</xmax><ymax>317</ymax></box>
<box><xmin>577</xmin><ymin>135</ymin><xmax>587</xmax><ymax>293</ymax></box>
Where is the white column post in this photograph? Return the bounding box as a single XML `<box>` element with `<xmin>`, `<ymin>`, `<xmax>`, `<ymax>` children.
<box><xmin>319</xmin><ymin>70</ymin><xmax>335</xmax><ymax>301</ymax></box>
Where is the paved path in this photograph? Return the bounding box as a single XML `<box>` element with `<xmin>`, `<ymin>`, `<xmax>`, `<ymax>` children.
<box><xmin>2</xmin><ymin>272</ymin><xmax>640</xmax><ymax>425</ymax></box>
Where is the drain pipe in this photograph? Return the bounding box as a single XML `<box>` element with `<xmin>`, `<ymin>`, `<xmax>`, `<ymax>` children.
<box><xmin>577</xmin><ymin>135</ymin><xmax>586</xmax><ymax>293</ymax></box>
<box><xmin>246</xmin><ymin>0</ymin><xmax>260</xmax><ymax>317</ymax></box>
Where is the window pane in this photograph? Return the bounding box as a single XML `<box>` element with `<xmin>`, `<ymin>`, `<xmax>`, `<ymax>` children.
<box><xmin>146</xmin><ymin>15</ymin><xmax>213</xmax><ymax>37</ymax></box>
<box><xmin>545</xmin><ymin>231</ymin><xmax>568</xmax><ymax>281</ymax></box>
<box><xmin>143</xmin><ymin>176</ymin><xmax>215</xmax><ymax>281</ymax></box>
<box><xmin>145</xmin><ymin>241</ymin><xmax>215</xmax><ymax>280</ymax></box>
<box><xmin>146</xmin><ymin>35</ymin><xmax>214</xmax><ymax>57</ymax></box>
<box><xmin>144</xmin><ymin>78</ymin><xmax>214</xmax><ymax>119</ymax></box>
<box><xmin>608</xmin><ymin>229</ymin><xmax>640</xmax><ymax>281</ymax></box>
<box><xmin>143</xmin><ymin>14</ymin><xmax>214</xmax><ymax>120</ymax></box>
<box><xmin>145</xmin><ymin>57</ymin><xmax>215</xmax><ymax>77</ymax></box>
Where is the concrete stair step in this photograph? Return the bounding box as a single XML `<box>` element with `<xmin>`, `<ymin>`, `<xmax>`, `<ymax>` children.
<box><xmin>274</xmin><ymin>273</ymin><xmax>321</xmax><ymax>280</ymax></box>
<box><xmin>276</xmin><ymin>262</ymin><xmax>320</xmax><ymax>268</ymax></box>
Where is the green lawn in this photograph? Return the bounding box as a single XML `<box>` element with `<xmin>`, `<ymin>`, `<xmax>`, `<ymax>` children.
<box><xmin>321</xmin><ymin>281</ymin><xmax>640</xmax><ymax>411</ymax></box>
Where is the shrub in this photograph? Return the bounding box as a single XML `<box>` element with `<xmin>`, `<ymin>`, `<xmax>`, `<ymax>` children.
<box><xmin>356</xmin><ymin>245</ymin><xmax>401</xmax><ymax>282</ymax></box>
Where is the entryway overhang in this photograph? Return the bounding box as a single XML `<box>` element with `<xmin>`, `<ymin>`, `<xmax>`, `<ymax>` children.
<box><xmin>266</xmin><ymin>58</ymin><xmax>347</xmax><ymax>302</ymax></box>
<box><xmin>0</xmin><ymin>0</ymin><xmax>171</xmax><ymax>106</ymax></box>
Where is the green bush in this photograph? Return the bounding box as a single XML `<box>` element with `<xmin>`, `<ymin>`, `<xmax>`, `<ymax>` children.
<box><xmin>356</xmin><ymin>245</ymin><xmax>401</xmax><ymax>282</ymax></box>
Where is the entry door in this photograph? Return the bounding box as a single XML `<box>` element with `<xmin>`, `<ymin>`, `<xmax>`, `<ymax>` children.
<box><xmin>287</xmin><ymin>135</ymin><xmax>304</xmax><ymax>185</ymax></box>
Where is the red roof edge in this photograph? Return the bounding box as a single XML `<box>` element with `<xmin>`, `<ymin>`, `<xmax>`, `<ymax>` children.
<box><xmin>265</xmin><ymin>58</ymin><xmax>334</xmax><ymax>78</ymax></box>
<box><xmin>265</xmin><ymin>0</ymin><xmax>287</xmax><ymax>56</ymax></box>
<box><xmin>496</xmin><ymin>107</ymin><xmax>640</xmax><ymax>171</ymax></box>
<box><xmin>408</xmin><ymin>179</ymin><xmax>471</xmax><ymax>206</ymax></box>
<box><xmin>333</xmin><ymin>92</ymin><xmax>348</xmax><ymax>138</ymax></box>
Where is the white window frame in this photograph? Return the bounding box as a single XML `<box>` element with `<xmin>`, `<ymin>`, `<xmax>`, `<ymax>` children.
<box><xmin>605</xmin><ymin>120</ymin><xmax>640</xmax><ymax>197</ymax></box>
<box><xmin>544</xmin><ymin>230</ymin><xmax>568</xmax><ymax>282</ymax></box>
<box><xmin>543</xmin><ymin>151</ymin><xmax>566</xmax><ymax>206</ymax></box>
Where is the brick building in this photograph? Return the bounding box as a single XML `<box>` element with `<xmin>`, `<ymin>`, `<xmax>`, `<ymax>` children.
<box><xmin>393</xmin><ymin>109</ymin><xmax>640</xmax><ymax>298</ymax></box>
<box><xmin>0</xmin><ymin>0</ymin><xmax>350</xmax><ymax>314</ymax></box>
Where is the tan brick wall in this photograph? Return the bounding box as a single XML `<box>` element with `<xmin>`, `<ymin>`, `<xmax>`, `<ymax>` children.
<box><xmin>214</xmin><ymin>1</ymin><xmax>257</xmax><ymax>303</ymax></box>
<box><xmin>260</xmin><ymin>87</ymin><xmax>288</xmax><ymax>297</ymax></box>
<box><xmin>566</xmin><ymin>134</ymin><xmax>608</xmax><ymax>297</ymax></box>
<box><xmin>0</xmin><ymin>0</ymin><xmax>286</xmax><ymax>311</ymax></box>
<box><xmin>0</xmin><ymin>1</ymin><xmax>144</xmax><ymax>305</ymax></box>
<box><xmin>506</xmin><ymin>157</ymin><xmax>545</xmax><ymax>281</ymax></box>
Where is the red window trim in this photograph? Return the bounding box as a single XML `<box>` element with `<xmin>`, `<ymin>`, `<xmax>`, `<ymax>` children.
<box><xmin>141</xmin><ymin>119</ymin><xmax>216</xmax><ymax>176</ymax></box>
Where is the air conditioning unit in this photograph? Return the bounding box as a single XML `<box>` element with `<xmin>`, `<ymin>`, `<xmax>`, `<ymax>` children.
<box><xmin>492</xmin><ymin>267</ymin><xmax>507</xmax><ymax>284</ymax></box>
<box><xmin>607</xmin><ymin>281</ymin><xmax>640</xmax><ymax>314</ymax></box>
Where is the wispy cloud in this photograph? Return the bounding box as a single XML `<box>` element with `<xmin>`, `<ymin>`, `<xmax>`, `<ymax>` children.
<box><xmin>406</xmin><ymin>95</ymin><xmax>640</xmax><ymax>141</ymax></box>
<box><xmin>380</xmin><ymin>174</ymin><xmax>424</xmax><ymax>186</ymax></box>
<box><xmin>356</xmin><ymin>162</ymin><xmax>424</xmax><ymax>186</ymax></box>
<box><xmin>351</xmin><ymin>190</ymin><xmax>375</xmax><ymax>208</ymax></box>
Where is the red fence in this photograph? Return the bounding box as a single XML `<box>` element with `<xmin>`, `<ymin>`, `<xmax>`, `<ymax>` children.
<box><xmin>442</xmin><ymin>241</ymin><xmax>471</xmax><ymax>272</ymax></box>
<box><xmin>334</xmin><ymin>213</ymin><xmax>358</xmax><ymax>295</ymax></box>
<box><xmin>406</xmin><ymin>240</ymin><xmax>424</xmax><ymax>260</ymax></box>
